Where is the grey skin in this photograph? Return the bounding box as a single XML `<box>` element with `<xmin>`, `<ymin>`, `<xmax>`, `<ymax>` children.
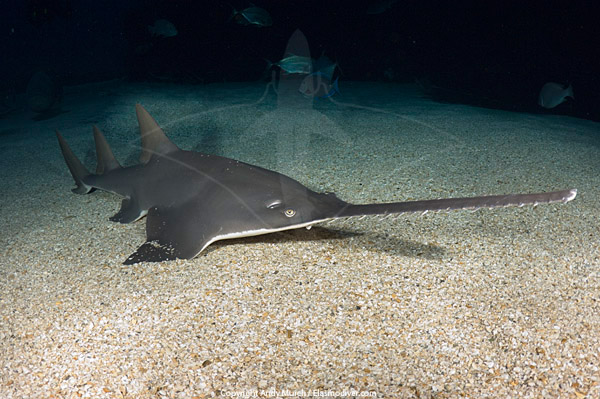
<box><xmin>56</xmin><ymin>104</ymin><xmax>577</xmax><ymax>264</ymax></box>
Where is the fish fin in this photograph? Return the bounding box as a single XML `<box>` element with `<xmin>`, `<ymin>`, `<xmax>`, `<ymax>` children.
<box><xmin>135</xmin><ymin>104</ymin><xmax>179</xmax><ymax>164</ymax></box>
<box><xmin>124</xmin><ymin>240</ymin><xmax>178</xmax><ymax>264</ymax></box>
<box><xmin>261</xmin><ymin>59</ymin><xmax>275</xmax><ymax>79</ymax></box>
<box><xmin>567</xmin><ymin>84</ymin><xmax>574</xmax><ymax>100</ymax></box>
<box><xmin>93</xmin><ymin>126</ymin><xmax>121</xmax><ymax>174</ymax></box>
<box><xmin>320</xmin><ymin>63</ymin><xmax>337</xmax><ymax>81</ymax></box>
<box><xmin>110</xmin><ymin>198</ymin><xmax>146</xmax><ymax>224</ymax></box>
<box><xmin>124</xmin><ymin>204</ymin><xmax>213</xmax><ymax>264</ymax></box>
<box><xmin>263</xmin><ymin>58</ymin><xmax>274</xmax><ymax>70</ymax></box>
<box><xmin>226</xmin><ymin>3</ymin><xmax>237</xmax><ymax>23</ymax></box>
<box><xmin>332</xmin><ymin>77</ymin><xmax>340</xmax><ymax>95</ymax></box>
<box><xmin>56</xmin><ymin>130</ymin><xmax>94</xmax><ymax>194</ymax></box>
<box><xmin>319</xmin><ymin>77</ymin><xmax>340</xmax><ymax>99</ymax></box>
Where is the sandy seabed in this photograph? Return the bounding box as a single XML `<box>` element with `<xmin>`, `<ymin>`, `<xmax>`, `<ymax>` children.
<box><xmin>1</xmin><ymin>80</ymin><xmax>599</xmax><ymax>398</ymax></box>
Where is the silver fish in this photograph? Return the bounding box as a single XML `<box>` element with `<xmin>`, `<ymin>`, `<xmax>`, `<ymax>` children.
<box><xmin>269</xmin><ymin>55</ymin><xmax>313</xmax><ymax>74</ymax></box>
<box><xmin>232</xmin><ymin>6</ymin><xmax>272</xmax><ymax>27</ymax></box>
<box><xmin>538</xmin><ymin>82</ymin><xmax>574</xmax><ymax>109</ymax></box>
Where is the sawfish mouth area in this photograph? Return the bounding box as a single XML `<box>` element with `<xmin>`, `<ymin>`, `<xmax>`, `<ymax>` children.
<box><xmin>1</xmin><ymin>80</ymin><xmax>596</xmax><ymax>398</ymax></box>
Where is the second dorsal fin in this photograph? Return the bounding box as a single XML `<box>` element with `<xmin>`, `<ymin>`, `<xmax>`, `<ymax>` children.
<box><xmin>93</xmin><ymin>126</ymin><xmax>121</xmax><ymax>174</ymax></box>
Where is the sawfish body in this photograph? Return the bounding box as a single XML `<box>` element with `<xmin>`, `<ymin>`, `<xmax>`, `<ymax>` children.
<box><xmin>56</xmin><ymin>104</ymin><xmax>577</xmax><ymax>264</ymax></box>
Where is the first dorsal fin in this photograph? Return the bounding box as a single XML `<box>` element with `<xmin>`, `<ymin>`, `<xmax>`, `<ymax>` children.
<box><xmin>135</xmin><ymin>103</ymin><xmax>179</xmax><ymax>164</ymax></box>
<box><xmin>93</xmin><ymin>125</ymin><xmax>121</xmax><ymax>174</ymax></box>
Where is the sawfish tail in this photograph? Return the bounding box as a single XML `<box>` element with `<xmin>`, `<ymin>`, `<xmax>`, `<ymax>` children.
<box><xmin>336</xmin><ymin>189</ymin><xmax>577</xmax><ymax>218</ymax></box>
<box><xmin>56</xmin><ymin>126</ymin><xmax>122</xmax><ymax>194</ymax></box>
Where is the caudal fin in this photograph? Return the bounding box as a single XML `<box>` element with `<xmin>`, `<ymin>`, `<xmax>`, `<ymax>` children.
<box><xmin>56</xmin><ymin>130</ymin><xmax>93</xmax><ymax>194</ymax></box>
<box><xmin>566</xmin><ymin>84</ymin><xmax>574</xmax><ymax>100</ymax></box>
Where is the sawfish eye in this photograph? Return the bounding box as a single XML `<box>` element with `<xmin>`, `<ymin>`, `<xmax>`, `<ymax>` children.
<box><xmin>284</xmin><ymin>209</ymin><xmax>296</xmax><ymax>217</ymax></box>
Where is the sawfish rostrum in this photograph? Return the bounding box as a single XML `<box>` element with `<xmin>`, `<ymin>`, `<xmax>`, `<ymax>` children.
<box><xmin>56</xmin><ymin>105</ymin><xmax>577</xmax><ymax>264</ymax></box>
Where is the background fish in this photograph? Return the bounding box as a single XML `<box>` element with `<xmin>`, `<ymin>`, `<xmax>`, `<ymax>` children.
<box><xmin>267</xmin><ymin>55</ymin><xmax>313</xmax><ymax>74</ymax></box>
<box><xmin>25</xmin><ymin>71</ymin><xmax>61</xmax><ymax>114</ymax></box>
<box><xmin>312</xmin><ymin>53</ymin><xmax>337</xmax><ymax>80</ymax></box>
<box><xmin>299</xmin><ymin>73</ymin><xmax>340</xmax><ymax>98</ymax></box>
<box><xmin>538</xmin><ymin>82</ymin><xmax>574</xmax><ymax>109</ymax></box>
<box><xmin>231</xmin><ymin>6</ymin><xmax>272</xmax><ymax>27</ymax></box>
<box><xmin>367</xmin><ymin>0</ymin><xmax>399</xmax><ymax>14</ymax></box>
<box><xmin>26</xmin><ymin>0</ymin><xmax>72</xmax><ymax>27</ymax></box>
<box><xmin>148</xmin><ymin>19</ymin><xmax>178</xmax><ymax>38</ymax></box>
